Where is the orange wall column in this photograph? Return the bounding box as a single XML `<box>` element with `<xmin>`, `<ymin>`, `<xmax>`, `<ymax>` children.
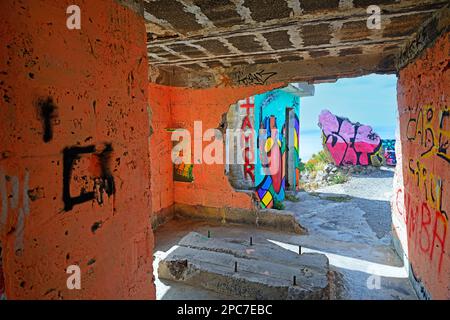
<box><xmin>148</xmin><ymin>84</ymin><xmax>174</xmax><ymax>218</ymax></box>
<box><xmin>0</xmin><ymin>0</ymin><xmax>154</xmax><ymax>299</ymax></box>
<box><xmin>397</xmin><ymin>32</ymin><xmax>450</xmax><ymax>299</ymax></box>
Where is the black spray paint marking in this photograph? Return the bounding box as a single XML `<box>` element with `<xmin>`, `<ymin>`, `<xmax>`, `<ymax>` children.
<box><xmin>63</xmin><ymin>145</ymin><xmax>96</xmax><ymax>211</ymax></box>
<box><xmin>93</xmin><ymin>143</ymin><xmax>115</xmax><ymax>205</ymax></box>
<box><xmin>37</xmin><ymin>97</ymin><xmax>57</xmax><ymax>143</ymax></box>
<box><xmin>235</xmin><ymin>70</ymin><xmax>277</xmax><ymax>86</ymax></box>
<box><xmin>63</xmin><ymin>144</ymin><xmax>115</xmax><ymax>211</ymax></box>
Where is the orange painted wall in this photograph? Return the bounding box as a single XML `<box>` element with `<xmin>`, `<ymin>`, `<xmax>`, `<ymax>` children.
<box><xmin>0</xmin><ymin>0</ymin><xmax>154</xmax><ymax>299</ymax></box>
<box><xmin>148</xmin><ymin>83</ymin><xmax>282</xmax><ymax>212</ymax></box>
<box><xmin>148</xmin><ymin>84</ymin><xmax>174</xmax><ymax>215</ymax></box>
<box><xmin>397</xmin><ymin>32</ymin><xmax>450</xmax><ymax>299</ymax></box>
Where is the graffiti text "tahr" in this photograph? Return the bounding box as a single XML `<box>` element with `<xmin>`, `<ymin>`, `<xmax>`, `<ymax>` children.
<box><xmin>171</xmin><ymin>122</ymin><xmax>281</xmax><ymax>175</ymax></box>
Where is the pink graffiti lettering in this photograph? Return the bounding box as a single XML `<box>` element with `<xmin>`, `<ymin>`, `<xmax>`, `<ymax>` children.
<box><xmin>318</xmin><ymin>110</ymin><xmax>383</xmax><ymax>166</ymax></box>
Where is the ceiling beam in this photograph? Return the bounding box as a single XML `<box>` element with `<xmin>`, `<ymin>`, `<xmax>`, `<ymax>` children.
<box><xmin>396</xmin><ymin>5</ymin><xmax>449</xmax><ymax>70</ymax></box>
<box><xmin>149</xmin><ymin>51</ymin><xmax>397</xmax><ymax>88</ymax></box>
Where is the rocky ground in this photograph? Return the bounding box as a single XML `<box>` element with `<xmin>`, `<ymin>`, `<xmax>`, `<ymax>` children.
<box><xmin>299</xmin><ymin>163</ymin><xmax>384</xmax><ymax>191</ymax></box>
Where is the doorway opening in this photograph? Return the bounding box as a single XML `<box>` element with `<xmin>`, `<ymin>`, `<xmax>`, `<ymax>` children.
<box><xmin>152</xmin><ymin>75</ymin><xmax>417</xmax><ymax>300</ymax></box>
<box><xmin>279</xmin><ymin>74</ymin><xmax>415</xmax><ymax>299</ymax></box>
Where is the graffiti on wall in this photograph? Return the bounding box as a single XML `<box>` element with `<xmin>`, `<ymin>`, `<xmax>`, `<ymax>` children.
<box><xmin>63</xmin><ymin>143</ymin><xmax>115</xmax><ymax>211</ymax></box>
<box><xmin>225</xmin><ymin>89</ymin><xmax>301</xmax><ymax>208</ymax></box>
<box><xmin>171</xmin><ymin>132</ymin><xmax>194</xmax><ymax>183</ymax></box>
<box><xmin>406</xmin><ymin>105</ymin><xmax>450</xmax><ymax>164</ymax></box>
<box><xmin>318</xmin><ymin>110</ymin><xmax>384</xmax><ymax>166</ymax></box>
<box><xmin>240</xmin><ymin>98</ymin><xmax>255</xmax><ymax>182</ymax></box>
<box><xmin>382</xmin><ymin>139</ymin><xmax>397</xmax><ymax>166</ymax></box>
<box><xmin>173</xmin><ymin>163</ymin><xmax>194</xmax><ymax>182</ymax></box>
<box><xmin>255</xmin><ymin>116</ymin><xmax>286</xmax><ymax>208</ymax></box>
<box><xmin>404</xmin><ymin>173</ymin><xmax>447</xmax><ymax>273</ymax></box>
<box><xmin>292</xmin><ymin>109</ymin><xmax>301</xmax><ymax>190</ymax></box>
<box><xmin>286</xmin><ymin>102</ymin><xmax>301</xmax><ymax>190</ymax></box>
<box><xmin>234</xmin><ymin>70</ymin><xmax>277</xmax><ymax>86</ymax></box>
<box><xmin>0</xmin><ymin>169</ymin><xmax>30</xmax><ymax>255</ymax></box>
<box><xmin>254</xmin><ymin>90</ymin><xmax>300</xmax><ymax>208</ymax></box>
<box><xmin>403</xmin><ymin>105</ymin><xmax>449</xmax><ymax>274</ymax></box>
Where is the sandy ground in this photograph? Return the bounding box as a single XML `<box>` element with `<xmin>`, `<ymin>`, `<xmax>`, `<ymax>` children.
<box><xmin>153</xmin><ymin>167</ymin><xmax>417</xmax><ymax>300</ymax></box>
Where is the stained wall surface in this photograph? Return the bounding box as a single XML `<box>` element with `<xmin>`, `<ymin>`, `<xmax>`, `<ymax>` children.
<box><xmin>0</xmin><ymin>0</ymin><xmax>154</xmax><ymax>299</ymax></box>
<box><xmin>396</xmin><ymin>32</ymin><xmax>449</xmax><ymax>299</ymax></box>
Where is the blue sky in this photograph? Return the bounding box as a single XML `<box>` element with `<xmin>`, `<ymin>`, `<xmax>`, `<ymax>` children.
<box><xmin>298</xmin><ymin>74</ymin><xmax>398</xmax><ymax>161</ymax></box>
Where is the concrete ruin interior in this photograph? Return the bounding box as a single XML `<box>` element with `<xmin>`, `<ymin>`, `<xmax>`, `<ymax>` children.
<box><xmin>0</xmin><ymin>0</ymin><xmax>449</xmax><ymax>300</ymax></box>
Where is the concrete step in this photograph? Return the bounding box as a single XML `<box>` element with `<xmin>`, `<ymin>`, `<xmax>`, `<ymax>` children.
<box><xmin>178</xmin><ymin>232</ymin><xmax>329</xmax><ymax>271</ymax></box>
<box><xmin>158</xmin><ymin>232</ymin><xmax>334</xmax><ymax>299</ymax></box>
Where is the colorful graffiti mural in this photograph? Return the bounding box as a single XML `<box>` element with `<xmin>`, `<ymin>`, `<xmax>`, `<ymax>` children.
<box><xmin>406</xmin><ymin>105</ymin><xmax>450</xmax><ymax>164</ymax></box>
<box><xmin>382</xmin><ymin>139</ymin><xmax>397</xmax><ymax>166</ymax></box>
<box><xmin>225</xmin><ymin>88</ymin><xmax>302</xmax><ymax>208</ymax></box>
<box><xmin>318</xmin><ymin>110</ymin><xmax>384</xmax><ymax>166</ymax></box>
<box><xmin>291</xmin><ymin>100</ymin><xmax>301</xmax><ymax>190</ymax></box>
<box><xmin>255</xmin><ymin>115</ymin><xmax>286</xmax><ymax>208</ymax></box>
<box><xmin>254</xmin><ymin>90</ymin><xmax>300</xmax><ymax>208</ymax></box>
<box><xmin>174</xmin><ymin>163</ymin><xmax>194</xmax><ymax>182</ymax></box>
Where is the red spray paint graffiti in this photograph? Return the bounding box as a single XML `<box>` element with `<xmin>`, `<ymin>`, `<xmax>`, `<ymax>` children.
<box><xmin>240</xmin><ymin>98</ymin><xmax>255</xmax><ymax>182</ymax></box>
<box><xmin>403</xmin><ymin>104</ymin><xmax>449</xmax><ymax>277</ymax></box>
<box><xmin>404</xmin><ymin>191</ymin><xmax>447</xmax><ymax>273</ymax></box>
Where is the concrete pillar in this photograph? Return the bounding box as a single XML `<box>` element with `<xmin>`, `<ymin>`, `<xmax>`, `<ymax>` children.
<box><xmin>0</xmin><ymin>0</ymin><xmax>154</xmax><ymax>299</ymax></box>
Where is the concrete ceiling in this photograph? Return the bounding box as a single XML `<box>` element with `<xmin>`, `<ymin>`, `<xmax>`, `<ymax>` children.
<box><xmin>145</xmin><ymin>0</ymin><xmax>449</xmax><ymax>87</ymax></box>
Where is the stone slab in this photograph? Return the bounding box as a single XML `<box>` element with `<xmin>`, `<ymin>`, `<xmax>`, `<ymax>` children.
<box><xmin>158</xmin><ymin>232</ymin><xmax>332</xmax><ymax>299</ymax></box>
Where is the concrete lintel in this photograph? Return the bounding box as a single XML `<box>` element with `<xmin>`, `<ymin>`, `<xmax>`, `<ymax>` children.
<box><xmin>149</xmin><ymin>52</ymin><xmax>397</xmax><ymax>88</ymax></box>
<box><xmin>396</xmin><ymin>5</ymin><xmax>450</xmax><ymax>71</ymax></box>
<box><xmin>223</xmin><ymin>53</ymin><xmax>397</xmax><ymax>85</ymax></box>
<box><xmin>149</xmin><ymin>65</ymin><xmax>216</xmax><ymax>88</ymax></box>
<box><xmin>281</xmin><ymin>83</ymin><xmax>315</xmax><ymax>97</ymax></box>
